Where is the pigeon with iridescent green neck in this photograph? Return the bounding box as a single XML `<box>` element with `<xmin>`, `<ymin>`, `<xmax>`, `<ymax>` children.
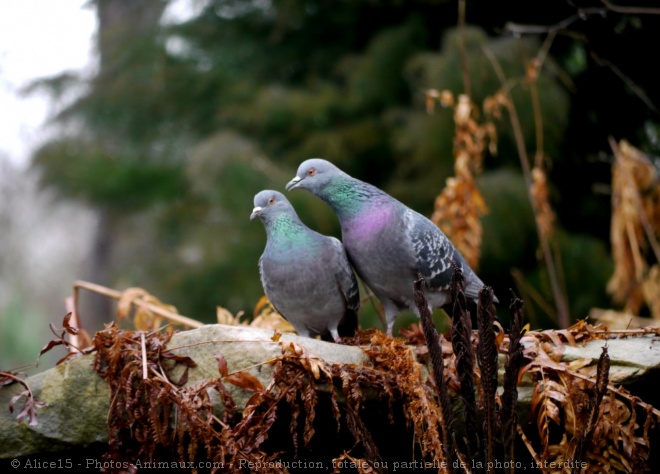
<box><xmin>250</xmin><ymin>190</ymin><xmax>359</xmax><ymax>342</ymax></box>
<box><xmin>286</xmin><ymin>159</ymin><xmax>496</xmax><ymax>336</ymax></box>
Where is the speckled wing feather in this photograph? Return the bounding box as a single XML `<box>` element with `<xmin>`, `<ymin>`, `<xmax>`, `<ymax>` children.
<box><xmin>406</xmin><ymin>208</ymin><xmax>458</xmax><ymax>292</ymax></box>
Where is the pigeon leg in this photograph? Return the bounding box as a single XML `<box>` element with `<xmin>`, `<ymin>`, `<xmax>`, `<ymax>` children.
<box><xmin>383</xmin><ymin>301</ymin><xmax>399</xmax><ymax>337</ymax></box>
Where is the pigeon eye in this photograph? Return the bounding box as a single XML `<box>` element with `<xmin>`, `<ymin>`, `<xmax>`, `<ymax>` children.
<box><xmin>307</xmin><ymin>168</ymin><xmax>316</xmax><ymax>176</ymax></box>
<box><xmin>268</xmin><ymin>197</ymin><xmax>276</xmax><ymax>205</ymax></box>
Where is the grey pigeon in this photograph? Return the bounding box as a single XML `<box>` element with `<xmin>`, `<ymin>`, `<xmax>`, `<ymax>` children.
<box><xmin>250</xmin><ymin>190</ymin><xmax>359</xmax><ymax>342</ymax></box>
<box><xmin>286</xmin><ymin>159</ymin><xmax>496</xmax><ymax>336</ymax></box>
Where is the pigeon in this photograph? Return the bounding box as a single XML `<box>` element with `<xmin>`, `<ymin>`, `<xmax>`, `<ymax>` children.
<box><xmin>250</xmin><ymin>190</ymin><xmax>359</xmax><ymax>342</ymax></box>
<box><xmin>286</xmin><ymin>159</ymin><xmax>496</xmax><ymax>336</ymax></box>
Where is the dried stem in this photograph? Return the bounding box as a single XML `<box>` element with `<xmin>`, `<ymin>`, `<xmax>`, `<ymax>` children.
<box><xmin>570</xmin><ymin>346</ymin><xmax>610</xmax><ymax>473</ymax></box>
<box><xmin>592</xmin><ymin>52</ymin><xmax>659</xmax><ymax>114</ymax></box>
<box><xmin>413</xmin><ymin>275</ymin><xmax>456</xmax><ymax>470</ymax></box>
<box><xmin>141</xmin><ymin>333</ymin><xmax>148</xmax><ymax>380</ymax></box>
<box><xmin>506</xmin><ymin>7</ymin><xmax>659</xmax><ymax>113</ymax></box>
<box><xmin>600</xmin><ymin>0</ymin><xmax>660</xmax><ymax>15</ymax></box>
<box><xmin>73</xmin><ymin>280</ymin><xmax>203</xmax><ymax>329</ymax></box>
<box><xmin>457</xmin><ymin>0</ymin><xmax>471</xmax><ymax>97</ymax></box>
<box><xmin>501</xmin><ymin>292</ymin><xmax>526</xmax><ymax>474</ymax></box>
<box><xmin>449</xmin><ymin>266</ymin><xmax>482</xmax><ymax>468</ymax></box>
<box><xmin>481</xmin><ymin>47</ymin><xmax>570</xmax><ymax>328</ymax></box>
<box><xmin>504</xmin><ymin>8</ymin><xmax>607</xmax><ymax>35</ymax></box>
<box><xmin>476</xmin><ymin>287</ymin><xmax>498</xmax><ymax>472</ymax></box>
<box><xmin>609</xmin><ymin>138</ymin><xmax>660</xmax><ymax>264</ymax></box>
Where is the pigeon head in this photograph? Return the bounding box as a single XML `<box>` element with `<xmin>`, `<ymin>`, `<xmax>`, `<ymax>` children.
<box><xmin>250</xmin><ymin>190</ymin><xmax>294</xmax><ymax>223</ymax></box>
<box><xmin>285</xmin><ymin>158</ymin><xmax>341</xmax><ymax>194</ymax></box>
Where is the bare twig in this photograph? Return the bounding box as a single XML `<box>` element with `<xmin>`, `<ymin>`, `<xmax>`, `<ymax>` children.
<box><xmin>141</xmin><ymin>333</ymin><xmax>148</xmax><ymax>380</ymax></box>
<box><xmin>600</xmin><ymin>0</ymin><xmax>660</xmax><ymax>15</ymax></box>
<box><xmin>506</xmin><ymin>6</ymin><xmax>659</xmax><ymax>114</ymax></box>
<box><xmin>504</xmin><ymin>8</ymin><xmax>607</xmax><ymax>35</ymax></box>
<box><xmin>481</xmin><ymin>47</ymin><xmax>571</xmax><ymax>328</ymax></box>
<box><xmin>73</xmin><ymin>280</ymin><xmax>203</xmax><ymax>329</ymax></box>
<box><xmin>592</xmin><ymin>53</ymin><xmax>659</xmax><ymax>114</ymax></box>
<box><xmin>458</xmin><ymin>0</ymin><xmax>471</xmax><ymax>97</ymax></box>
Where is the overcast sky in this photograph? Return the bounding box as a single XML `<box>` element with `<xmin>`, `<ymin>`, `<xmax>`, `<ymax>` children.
<box><xmin>0</xmin><ymin>0</ymin><xmax>96</xmax><ymax>168</ymax></box>
<box><xmin>0</xmin><ymin>1</ymin><xmax>207</xmax><ymax>170</ymax></box>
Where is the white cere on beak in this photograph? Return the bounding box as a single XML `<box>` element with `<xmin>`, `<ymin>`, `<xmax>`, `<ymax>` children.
<box><xmin>250</xmin><ymin>206</ymin><xmax>263</xmax><ymax>220</ymax></box>
<box><xmin>285</xmin><ymin>176</ymin><xmax>302</xmax><ymax>191</ymax></box>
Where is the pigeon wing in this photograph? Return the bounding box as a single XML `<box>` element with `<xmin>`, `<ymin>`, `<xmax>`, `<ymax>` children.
<box><xmin>406</xmin><ymin>209</ymin><xmax>459</xmax><ymax>291</ymax></box>
<box><xmin>328</xmin><ymin>237</ymin><xmax>360</xmax><ymax>330</ymax></box>
<box><xmin>258</xmin><ymin>254</ymin><xmax>288</xmax><ymax>318</ymax></box>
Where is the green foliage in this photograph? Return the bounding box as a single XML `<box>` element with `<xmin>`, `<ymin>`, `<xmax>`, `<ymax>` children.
<box><xmin>32</xmin><ymin>0</ymin><xmax>656</xmax><ymax>326</ymax></box>
<box><xmin>478</xmin><ymin>169</ymin><xmax>537</xmax><ymax>273</ymax></box>
<box><xmin>34</xmin><ymin>138</ymin><xmax>185</xmax><ymax>209</ymax></box>
<box><xmin>0</xmin><ymin>297</ymin><xmax>45</xmax><ymax>368</ymax></box>
<box><xmin>522</xmin><ymin>231</ymin><xmax>612</xmax><ymax>328</ymax></box>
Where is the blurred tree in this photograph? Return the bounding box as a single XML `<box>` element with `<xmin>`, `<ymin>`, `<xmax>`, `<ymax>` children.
<box><xmin>0</xmin><ymin>158</ymin><xmax>95</xmax><ymax>368</ymax></box>
<box><xmin>30</xmin><ymin>0</ymin><xmax>659</xmax><ymax>327</ymax></box>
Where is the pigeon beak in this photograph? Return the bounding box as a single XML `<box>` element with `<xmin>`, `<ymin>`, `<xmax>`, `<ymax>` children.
<box><xmin>285</xmin><ymin>176</ymin><xmax>302</xmax><ymax>191</ymax></box>
<box><xmin>249</xmin><ymin>206</ymin><xmax>262</xmax><ymax>221</ymax></box>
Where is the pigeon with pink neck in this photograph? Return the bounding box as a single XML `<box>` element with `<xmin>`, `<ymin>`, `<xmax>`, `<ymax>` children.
<box><xmin>286</xmin><ymin>159</ymin><xmax>496</xmax><ymax>336</ymax></box>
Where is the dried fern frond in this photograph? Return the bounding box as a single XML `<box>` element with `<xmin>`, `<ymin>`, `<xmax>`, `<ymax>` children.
<box><xmin>642</xmin><ymin>264</ymin><xmax>660</xmax><ymax>320</ymax></box>
<box><xmin>476</xmin><ymin>288</ymin><xmax>498</xmax><ymax>470</ymax></box>
<box><xmin>520</xmin><ymin>322</ymin><xmax>660</xmax><ymax>473</ymax></box>
<box><xmin>427</xmin><ymin>91</ymin><xmax>494</xmax><ymax>269</ymax></box>
<box><xmin>412</xmin><ymin>277</ymin><xmax>454</xmax><ymax>468</ymax></box>
<box><xmin>607</xmin><ymin>139</ymin><xmax>660</xmax><ymax>316</ymax></box>
<box><xmin>530</xmin><ymin>165</ymin><xmax>556</xmax><ymax>241</ymax></box>
<box><xmin>117</xmin><ymin>287</ymin><xmax>179</xmax><ymax>332</ymax></box>
<box><xmin>449</xmin><ymin>267</ymin><xmax>482</xmax><ymax>465</ymax></box>
<box><xmin>73</xmin><ymin>280</ymin><xmax>203</xmax><ymax>331</ymax></box>
<box><xmin>251</xmin><ymin>296</ymin><xmax>296</xmax><ymax>333</ymax></box>
<box><xmin>500</xmin><ymin>293</ymin><xmax>526</xmax><ymax>473</ymax></box>
<box><xmin>364</xmin><ymin>334</ymin><xmax>447</xmax><ymax>468</ymax></box>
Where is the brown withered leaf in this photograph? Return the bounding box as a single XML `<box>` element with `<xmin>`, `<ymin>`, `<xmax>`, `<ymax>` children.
<box><xmin>117</xmin><ymin>287</ymin><xmax>180</xmax><ymax>332</ymax></box>
<box><xmin>62</xmin><ymin>311</ymin><xmax>79</xmax><ymax>335</ymax></box>
<box><xmin>362</xmin><ymin>297</ymin><xmax>447</xmax><ymax>468</ymax></box>
<box><xmin>331</xmin><ymin>453</ymin><xmax>376</xmax><ymax>474</ymax></box>
<box><xmin>399</xmin><ymin>322</ymin><xmax>426</xmax><ymax>346</ymax></box>
<box><xmin>0</xmin><ymin>371</ymin><xmax>21</xmax><ymax>387</ymax></box>
<box><xmin>160</xmin><ymin>351</ymin><xmax>196</xmax><ymax>386</ymax></box>
<box><xmin>520</xmin><ymin>327</ymin><xmax>658</xmax><ymax>473</ymax></box>
<box><xmin>39</xmin><ymin>312</ymin><xmax>92</xmax><ymax>363</ymax></box>
<box><xmin>224</xmin><ymin>371</ymin><xmax>265</xmax><ymax>393</ymax></box>
<box><xmin>429</xmin><ymin>94</ymin><xmax>493</xmax><ymax>270</ymax></box>
<box><xmin>530</xmin><ymin>165</ymin><xmax>556</xmax><ymax>241</ymax></box>
<box><xmin>4</xmin><ymin>372</ymin><xmax>48</xmax><ymax>427</ymax></box>
<box><xmin>39</xmin><ymin>338</ymin><xmax>67</xmax><ymax>358</ymax></box>
<box><xmin>117</xmin><ymin>287</ymin><xmax>149</xmax><ymax>322</ymax></box>
<box><xmin>607</xmin><ymin>139</ymin><xmax>660</xmax><ymax>316</ymax></box>
<box><xmin>216</xmin><ymin>304</ymin><xmax>245</xmax><ymax>326</ymax></box>
<box><xmin>280</xmin><ymin>339</ymin><xmax>331</xmax><ymax>380</ymax></box>
<box><xmin>643</xmin><ymin>264</ymin><xmax>660</xmax><ymax>319</ymax></box>
<box><xmin>251</xmin><ymin>295</ymin><xmax>295</xmax><ymax>333</ymax></box>
<box><xmin>9</xmin><ymin>390</ymin><xmax>47</xmax><ymax>427</ymax></box>
<box><xmin>215</xmin><ymin>354</ymin><xmax>229</xmax><ymax>377</ymax></box>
